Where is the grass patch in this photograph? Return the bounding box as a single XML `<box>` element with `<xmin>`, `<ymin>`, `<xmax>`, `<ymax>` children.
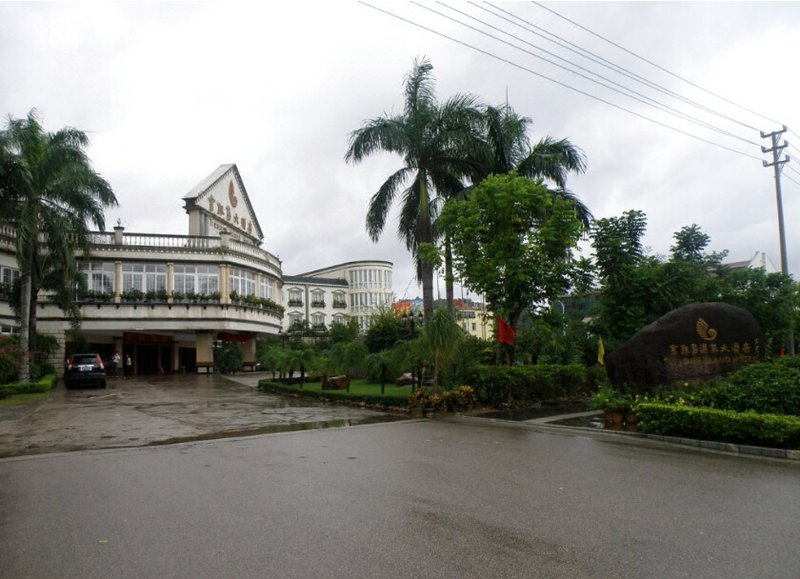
<box><xmin>0</xmin><ymin>391</ymin><xmax>51</xmax><ymax>407</ymax></box>
<box><xmin>259</xmin><ymin>378</ymin><xmax>415</xmax><ymax>406</ymax></box>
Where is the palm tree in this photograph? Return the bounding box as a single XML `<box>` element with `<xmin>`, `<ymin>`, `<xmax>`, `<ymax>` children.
<box><xmin>434</xmin><ymin>104</ymin><xmax>590</xmax><ymax>311</ymax></box>
<box><xmin>479</xmin><ymin>104</ymin><xmax>590</xmax><ymax>226</ymax></box>
<box><xmin>0</xmin><ymin>110</ymin><xmax>117</xmax><ymax>381</ymax></box>
<box><xmin>345</xmin><ymin>57</ymin><xmax>483</xmax><ymax>322</ymax></box>
<box><xmin>424</xmin><ymin>307</ymin><xmax>461</xmax><ymax>392</ymax></box>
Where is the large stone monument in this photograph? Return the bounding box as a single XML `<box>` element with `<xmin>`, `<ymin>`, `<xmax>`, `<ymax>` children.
<box><xmin>605</xmin><ymin>302</ymin><xmax>764</xmax><ymax>392</ymax></box>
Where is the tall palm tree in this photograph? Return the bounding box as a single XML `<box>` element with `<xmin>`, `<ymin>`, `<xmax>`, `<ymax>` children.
<box><xmin>345</xmin><ymin>57</ymin><xmax>483</xmax><ymax>322</ymax></box>
<box><xmin>0</xmin><ymin>110</ymin><xmax>117</xmax><ymax>381</ymax></box>
<box><xmin>435</xmin><ymin>105</ymin><xmax>590</xmax><ymax>311</ymax></box>
<box><xmin>479</xmin><ymin>104</ymin><xmax>591</xmax><ymax>226</ymax></box>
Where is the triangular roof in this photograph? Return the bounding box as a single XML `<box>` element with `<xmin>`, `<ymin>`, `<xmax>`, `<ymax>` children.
<box><xmin>183</xmin><ymin>164</ymin><xmax>264</xmax><ymax>244</ymax></box>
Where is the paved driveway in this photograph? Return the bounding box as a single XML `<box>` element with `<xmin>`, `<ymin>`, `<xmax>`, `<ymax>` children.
<box><xmin>0</xmin><ymin>373</ymin><xmax>399</xmax><ymax>458</ymax></box>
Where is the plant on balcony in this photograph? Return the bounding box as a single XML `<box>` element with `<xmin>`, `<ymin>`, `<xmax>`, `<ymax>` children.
<box><xmin>171</xmin><ymin>291</ymin><xmax>185</xmax><ymax>302</ymax></box>
<box><xmin>78</xmin><ymin>289</ymin><xmax>112</xmax><ymax>302</ymax></box>
<box><xmin>197</xmin><ymin>291</ymin><xmax>221</xmax><ymax>302</ymax></box>
<box><xmin>287</xmin><ymin>298</ymin><xmax>303</xmax><ymax>307</ymax></box>
<box><xmin>121</xmin><ymin>289</ymin><xmax>144</xmax><ymax>302</ymax></box>
<box><xmin>145</xmin><ymin>289</ymin><xmax>168</xmax><ymax>302</ymax></box>
<box><xmin>332</xmin><ymin>300</ymin><xmax>347</xmax><ymax>309</ymax></box>
<box><xmin>311</xmin><ymin>300</ymin><xmax>326</xmax><ymax>308</ymax></box>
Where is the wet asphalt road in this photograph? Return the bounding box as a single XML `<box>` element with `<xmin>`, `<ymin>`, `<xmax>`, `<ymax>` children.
<box><xmin>1</xmin><ymin>416</ymin><xmax>799</xmax><ymax>578</ymax></box>
<box><xmin>0</xmin><ymin>373</ymin><xmax>395</xmax><ymax>457</ymax></box>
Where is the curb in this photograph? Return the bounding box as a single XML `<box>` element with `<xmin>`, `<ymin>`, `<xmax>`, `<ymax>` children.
<box><xmin>458</xmin><ymin>413</ymin><xmax>800</xmax><ymax>463</ymax></box>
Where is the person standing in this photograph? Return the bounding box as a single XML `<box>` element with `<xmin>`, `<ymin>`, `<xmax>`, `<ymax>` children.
<box><xmin>125</xmin><ymin>353</ymin><xmax>132</xmax><ymax>379</ymax></box>
<box><xmin>111</xmin><ymin>352</ymin><xmax>121</xmax><ymax>378</ymax></box>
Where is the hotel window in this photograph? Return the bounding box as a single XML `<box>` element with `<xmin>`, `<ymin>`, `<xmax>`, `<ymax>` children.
<box><xmin>288</xmin><ymin>289</ymin><xmax>303</xmax><ymax>306</ymax></box>
<box><xmin>288</xmin><ymin>312</ymin><xmax>302</xmax><ymax>325</ymax></box>
<box><xmin>122</xmin><ymin>263</ymin><xmax>167</xmax><ymax>293</ymax></box>
<box><xmin>311</xmin><ymin>313</ymin><xmax>325</xmax><ymax>328</ymax></box>
<box><xmin>229</xmin><ymin>267</ymin><xmax>256</xmax><ymax>296</ymax></box>
<box><xmin>174</xmin><ymin>264</ymin><xmax>219</xmax><ymax>295</ymax></box>
<box><xmin>0</xmin><ymin>266</ymin><xmax>19</xmax><ymax>289</ymax></box>
<box><xmin>311</xmin><ymin>289</ymin><xmax>325</xmax><ymax>307</ymax></box>
<box><xmin>79</xmin><ymin>262</ymin><xmax>115</xmax><ymax>294</ymax></box>
<box><xmin>259</xmin><ymin>276</ymin><xmax>273</xmax><ymax>300</ymax></box>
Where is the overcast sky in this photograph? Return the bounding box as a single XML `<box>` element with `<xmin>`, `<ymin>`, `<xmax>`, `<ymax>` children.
<box><xmin>1</xmin><ymin>2</ymin><xmax>798</xmax><ymax>302</ymax></box>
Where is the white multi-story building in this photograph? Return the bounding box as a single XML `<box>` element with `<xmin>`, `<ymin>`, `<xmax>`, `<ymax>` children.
<box><xmin>0</xmin><ymin>164</ymin><xmax>396</xmax><ymax>374</ymax></box>
<box><xmin>282</xmin><ymin>261</ymin><xmax>394</xmax><ymax>332</ymax></box>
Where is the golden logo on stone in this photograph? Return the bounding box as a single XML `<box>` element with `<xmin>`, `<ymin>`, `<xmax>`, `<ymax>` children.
<box><xmin>696</xmin><ymin>318</ymin><xmax>718</xmax><ymax>341</ymax></box>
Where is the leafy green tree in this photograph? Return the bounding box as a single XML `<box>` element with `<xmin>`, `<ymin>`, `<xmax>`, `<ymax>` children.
<box><xmin>346</xmin><ymin>57</ymin><xmax>483</xmax><ymax>322</ymax></box>
<box><xmin>425</xmin><ymin>307</ymin><xmax>462</xmax><ymax>392</ymax></box>
<box><xmin>476</xmin><ymin>104</ymin><xmax>590</xmax><ymax>225</ymax></box>
<box><xmin>364</xmin><ymin>309</ymin><xmax>412</xmax><ymax>353</ymax></box>
<box><xmin>327</xmin><ymin>318</ymin><xmax>359</xmax><ymax>344</ymax></box>
<box><xmin>215</xmin><ymin>342</ymin><xmax>243</xmax><ymax>374</ymax></box>
<box><xmin>670</xmin><ymin>224</ymin><xmax>711</xmax><ymax>261</ymax></box>
<box><xmin>0</xmin><ymin>110</ymin><xmax>117</xmax><ymax>381</ymax></box>
<box><xmin>441</xmin><ymin>173</ymin><xmax>584</xmax><ymax>363</ymax></box>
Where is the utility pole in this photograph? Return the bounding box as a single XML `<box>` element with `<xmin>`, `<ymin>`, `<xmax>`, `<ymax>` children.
<box><xmin>761</xmin><ymin>125</ymin><xmax>794</xmax><ymax>355</ymax></box>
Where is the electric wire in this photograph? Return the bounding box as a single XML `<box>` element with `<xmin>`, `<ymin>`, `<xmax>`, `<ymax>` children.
<box><xmin>531</xmin><ymin>1</ymin><xmax>785</xmax><ymax>128</ymax></box>
<box><xmin>479</xmin><ymin>1</ymin><xmax>763</xmax><ymax>135</ymax></box>
<box><xmin>359</xmin><ymin>2</ymin><xmax>764</xmax><ymax>162</ymax></box>
<box><xmin>430</xmin><ymin>1</ymin><xmax>760</xmax><ymax>147</ymax></box>
<box><xmin>783</xmin><ymin>173</ymin><xmax>800</xmax><ymax>188</ymax></box>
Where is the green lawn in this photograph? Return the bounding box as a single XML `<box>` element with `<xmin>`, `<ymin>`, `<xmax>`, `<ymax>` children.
<box><xmin>259</xmin><ymin>378</ymin><xmax>417</xmax><ymax>404</ymax></box>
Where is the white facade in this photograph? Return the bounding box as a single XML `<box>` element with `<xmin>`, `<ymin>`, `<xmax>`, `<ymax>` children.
<box><xmin>0</xmin><ymin>165</ymin><xmax>284</xmax><ymax>374</ymax></box>
<box><xmin>281</xmin><ymin>261</ymin><xmax>394</xmax><ymax>332</ymax></box>
<box><xmin>0</xmin><ymin>164</ymin><xmax>398</xmax><ymax>372</ymax></box>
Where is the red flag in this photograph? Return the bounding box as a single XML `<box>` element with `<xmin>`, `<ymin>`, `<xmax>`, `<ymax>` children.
<box><xmin>497</xmin><ymin>318</ymin><xmax>516</xmax><ymax>344</ymax></box>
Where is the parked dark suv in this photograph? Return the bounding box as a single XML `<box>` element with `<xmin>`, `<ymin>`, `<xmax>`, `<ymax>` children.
<box><xmin>64</xmin><ymin>353</ymin><xmax>107</xmax><ymax>389</ymax></box>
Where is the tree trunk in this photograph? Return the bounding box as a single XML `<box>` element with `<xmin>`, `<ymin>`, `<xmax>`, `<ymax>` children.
<box><xmin>18</xmin><ymin>268</ymin><xmax>31</xmax><ymax>383</ymax></box>
<box><xmin>419</xmin><ymin>175</ymin><xmax>435</xmax><ymax>323</ymax></box>
<box><xmin>444</xmin><ymin>237</ymin><xmax>454</xmax><ymax>312</ymax></box>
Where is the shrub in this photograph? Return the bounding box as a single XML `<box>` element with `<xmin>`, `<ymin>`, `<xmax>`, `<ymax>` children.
<box><xmin>0</xmin><ymin>337</ymin><xmax>25</xmax><ymax>385</ymax></box>
<box><xmin>636</xmin><ymin>402</ymin><xmax>800</xmax><ymax>449</ymax></box>
<box><xmin>699</xmin><ymin>361</ymin><xmax>800</xmax><ymax>416</ymax></box>
<box><xmin>468</xmin><ymin>364</ymin><xmax>592</xmax><ymax>406</ymax></box>
<box><xmin>0</xmin><ymin>374</ymin><xmax>57</xmax><ymax>399</ymax></box>
<box><xmin>591</xmin><ymin>384</ymin><xmax>635</xmax><ymax>413</ymax></box>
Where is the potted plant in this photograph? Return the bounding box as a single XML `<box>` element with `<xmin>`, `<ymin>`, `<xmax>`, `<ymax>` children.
<box><xmin>591</xmin><ymin>385</ymin><xmax>635</xmax><ymax>428</ymax></box>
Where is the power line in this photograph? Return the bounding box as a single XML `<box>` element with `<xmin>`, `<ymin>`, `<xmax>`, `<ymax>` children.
<box><xmin>479</xmin><ymin>1</ymin><xmax>763</xmax><ymax>135</ymax></box>
<box><xmin>359</xmin><ymin>2</ymin><xmax>763</xmax><ymax>161</ymax></box>
<box><xmin>429</xmin><ymin>1</ymin><xmax>760</xmax><ymax>147</ymax></box>
<box><xmin>531</xmin><ymin>1</ymin><xmax>785</xmax><ymax>128</ymax></box>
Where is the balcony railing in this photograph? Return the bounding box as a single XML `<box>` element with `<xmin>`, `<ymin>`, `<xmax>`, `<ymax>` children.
<box><xmin>311</xmin><ymin>300</ymin><xmax>326</xmax><ymax>308</ymax></box>
<box><xmin>83</xmin><ymin>231</ymin><xmax>282</xmax><ymax>271</ymax></box>
<box><xmin>332</xmin><ymin>301</ymin><xmax>347</xmax><ymax>309</ymax></box>
<box><xmin>287</xmin><ymin>299</ymin><xmax>303</xmax><ymax>307</ymax></box>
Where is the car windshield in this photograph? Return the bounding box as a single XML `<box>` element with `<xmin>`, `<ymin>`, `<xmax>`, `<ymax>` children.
<box><xmin>72</xmin><ymin>355</ymin><xmax>99</xmax><ymax>365</ymax></box>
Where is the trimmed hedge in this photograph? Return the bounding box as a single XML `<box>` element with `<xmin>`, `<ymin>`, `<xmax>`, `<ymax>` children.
<box><xmin>469</xmin><ymin>364</ymin><xmax>603</xmax><ymax>406</ymax></box>
<box><xmin>0</xmin><ymin>374</ymin><xmax>57</xmax><ymax>399</ymax></box>
<box><xmin>636</xmin><ymin>402</ymin><xmax>800</xmax><ymax>449</ymax></box>
<box><xmin>699</xmin><ymin>361</ymin><xmax>800</xmax><ymax>416</ymax></box>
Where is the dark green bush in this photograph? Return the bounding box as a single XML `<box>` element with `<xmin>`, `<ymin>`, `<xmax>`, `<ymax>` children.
<box><xmin>468</xmin><ymin>364</ymin><xmax>592</xmax><ymax>405</ymax></box>
<box><xmin>636</xmin><ymin>402</ymin><xmax>800</xmax><ymax>448</ymax></box>
<box><xmin>0</xmin><ymin>374</ymin><xmax>57</xmax><ymax>399</ymax></box>
<box><xmin>700</xmin><ymin>361</ymin><xmax>800</xmax><ymax>416</ymax></box>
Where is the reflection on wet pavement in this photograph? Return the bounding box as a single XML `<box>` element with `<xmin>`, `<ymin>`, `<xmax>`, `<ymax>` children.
<box><xmin>0</xmin><ymin>373</ymin><xmax>404</xmax><ymax>458</ymax></box>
